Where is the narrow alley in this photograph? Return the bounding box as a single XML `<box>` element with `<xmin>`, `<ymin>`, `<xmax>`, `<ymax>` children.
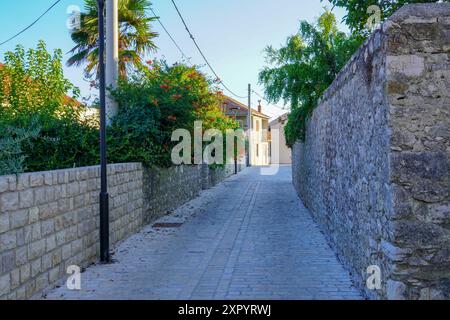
<box><xmin>45</xmin><ymin>166</ymin><xmax>362</xmax><ymax>300</ymax></box>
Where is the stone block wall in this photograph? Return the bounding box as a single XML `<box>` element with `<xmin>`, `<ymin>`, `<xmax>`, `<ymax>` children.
<box><xmin>143</xmin><ymin>164</ymin><xmax>237</xmax><ymax>223</ymax></box>
<box><xmin>292</xmin><ymin>4</ymin><xmax>450</xmax><ymax>299</ymax></box>
<box><xmin>0</xmin><ymin>163</ymin><xmax>144</xmax><ymax>300</ymax></box>
<box><xmin>1</xmin><ymin>162</ymin><xmax>240</xmax><ymax>299</ymax></box>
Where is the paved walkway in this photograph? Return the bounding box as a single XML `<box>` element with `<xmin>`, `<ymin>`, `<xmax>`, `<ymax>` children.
<box><xmin>45</xmin><ymin>166</ymin><xmax>362</xmax><ymax>300</ymax></box>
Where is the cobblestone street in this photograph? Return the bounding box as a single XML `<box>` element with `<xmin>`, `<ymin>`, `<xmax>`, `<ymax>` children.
<box><xmin>44</xmin><ymin>166</ymin><xmax>362</xmax><ymax>300</ymax></box>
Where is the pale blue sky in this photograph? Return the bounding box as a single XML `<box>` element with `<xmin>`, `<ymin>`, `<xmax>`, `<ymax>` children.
<box><xmin>0</xmin><ymin>0</ymin><xmax>348</xmax><ymax>119</ymax></box>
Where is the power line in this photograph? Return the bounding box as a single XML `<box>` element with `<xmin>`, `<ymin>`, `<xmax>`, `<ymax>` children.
<box><xmin>170</xmin><ymin>0</ymin><xmax>247</xmax><ymax>99</ymax></box>
<box><xmin>0</xmin><ymin>0</ymin><xmax>62</xmax><ymax>47</ymax></box>
<box><xmin>149</xmin><ymin>7</ymin><xmax>191</xmax><ymax>63</ymax></box>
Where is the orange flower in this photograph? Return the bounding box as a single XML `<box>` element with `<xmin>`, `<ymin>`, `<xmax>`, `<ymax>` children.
<box><xmin>172</xmin><ymin>94</ymin><xmax>182</xmax><ymax>101</ymax></box>
<box><xmin>160</xmin><ymin>84</ymin><xmax>170</xmax><ymax>91</ymax></box>
<box><xmin>187</xmin><ymin>72</ymin><xmax>197</xmax><ymax>78</ymax></box>
<box><xmin>150</xmin><ymin>97</ymin><xmax>159</xmax><ymax>106</ymax></box>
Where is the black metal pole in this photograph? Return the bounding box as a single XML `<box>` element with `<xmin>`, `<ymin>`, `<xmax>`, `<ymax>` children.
<box><xmin>97</xmin><ymin>0</ymin><xmax>110</xmax><ymax>263</ymax></box>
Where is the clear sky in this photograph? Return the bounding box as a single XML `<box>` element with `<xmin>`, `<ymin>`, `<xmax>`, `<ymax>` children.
<box><xmin>0</xmin><ymin>0</ymin><xmax>348</xmax><ymax>120</ymax></box>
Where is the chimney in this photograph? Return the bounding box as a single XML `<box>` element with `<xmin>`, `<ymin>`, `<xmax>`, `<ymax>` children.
<box><xmin>258</xmin><ymin>100</ymin><xmax>262</xmax><ymax>113</ymax></box>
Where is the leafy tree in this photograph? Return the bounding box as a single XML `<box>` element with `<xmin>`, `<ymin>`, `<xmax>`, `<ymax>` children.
<box><xmin>323</xmin><ymin>0</ymin><xmax>449</xmax><ymax>36</ymax></box>
<box><xmin>259</xmin><ymin>11</ymin><xmax>362</xmax><ymax>146</ymax></box>
<box><xmin>0</xmin><ymin>40</ymin><xmax>80</xmax><ymax>119</ymax></box>
<box><xmin>67</xmin><ymin>0</ymin><xmax>158</xmax><ymax>79</ymax></box>
<box><xmin>0</xmin><ymin>42</ymin><xmax>99</xmax><ymax>173</ymax></box>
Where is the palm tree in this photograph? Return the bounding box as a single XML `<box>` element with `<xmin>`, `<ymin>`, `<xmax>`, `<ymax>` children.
<box><xmin>67</xmin><ymin>0</ymin><xmax>158</xmax><ymax>79</ymax></box>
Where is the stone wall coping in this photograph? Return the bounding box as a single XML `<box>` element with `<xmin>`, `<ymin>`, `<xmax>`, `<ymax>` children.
<box><xmin>0</xmin><ymin>163</ymin><xmax>143</xmax><ymax>188</ymax></box>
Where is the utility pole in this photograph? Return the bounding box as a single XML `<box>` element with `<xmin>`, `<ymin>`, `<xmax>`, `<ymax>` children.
<box><xmin>106</xmin><ymin>0</ymin><xmax>119</xmax><ymax>125</ymax></box>
<box><xmin>247</xmin><ymin>83</ymin><xmax>252</xmax><ymax>167</ymax></box>
<box><xmin>97</xmin><ymin>0</ymin><xmax>110</xmax><ymax>263</ymax></box>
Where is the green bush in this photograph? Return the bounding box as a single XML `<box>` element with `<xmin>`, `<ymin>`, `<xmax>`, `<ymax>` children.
<box><xmin>0</xmin><ymin>119</ymin><xmax>40</xmax><ymax>175</ymax></box>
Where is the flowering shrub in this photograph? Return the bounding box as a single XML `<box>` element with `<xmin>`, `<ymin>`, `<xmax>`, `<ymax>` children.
<box><xmin>108</xmin><ymin>61</ymin><xmax>238</xmax><ymax>167</ymax></box>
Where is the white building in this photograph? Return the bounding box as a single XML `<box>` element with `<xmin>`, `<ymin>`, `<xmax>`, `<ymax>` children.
<box><xmin>269</xmin><ymin>114</ymin><xmax>292</xmax><ymax>164</ymax></box>
<box><xmin>223</xmin><ymin>96</ymin><xmax>271</xmax><ymax>166</ymax></box>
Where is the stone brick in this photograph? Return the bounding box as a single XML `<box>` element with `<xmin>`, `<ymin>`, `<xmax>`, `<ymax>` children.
<box><xmin>41</xmin><ymin>219</ymin><xmax>55</xmax><ymax>236</ymax></box>
<box><xmin>34</xmin><ymin>187</ymin><xmax>46</xmax><ymax>205</ymax></box>
<box><xmin>61</xmin><ymin>244</ymin><xmax>72</xmax><ymax>260</ymax></box>
<box><xmin>0</xmin><ymin>274</ymin><xmax>10</xmax><ymax>297</ymax></box>
<box><xmin>0</xmin><ymin>231</ymin><xmax>16</xmax><ymax>251</ymax></box>
<box><xmin>31</xmin><ymin>259</ymin><xmax>41</xmax><ymax>278</ymax></box>
<box><xmin>0</xmin><ymin>192</ymin><xmax>19</xmax><ymax>211</ymax></box>
<box><xmin>20</xmin><ymin>264</ymin><xmax>31</xmax><ymax>283</ymax></box>
<box><xmin>1</xmin><ymin>250</ymin><xmax>15</xmax><ymax>274</ymax></box>
<box><xmin>16</xmin><ymin>174</ymin><xmax>30</xmax><ymax>191</ymax></box>
<box><xmin>24</xmin><ymin>280</ymin><xmax>35</xmax><ymax>298</ymax></box>
<box><xmin>15</xmin><ymin>246</ymin><xmax>28</xmax><ymax>266</ymax></box>
<box><xmin>41</xmin><ymin>253</ymin><xmax>53</xmax><ymax>271</ymax></box>
<box><xmin>19</xmin><ymin>189</ymin><xmax>34</xmax><ymax>209</ymax></box>
<box><xmin>35</xmin><ymin>272</ymin><xmax>49</xmax><ymax>292</ymax></box>
<box><xmin>51</xmin><ymin>249</ymin><xmax>62</xmax><ymax>267</ymax></box>
<box><xmin>39</xmin><ymin>202</ymin><xmax>58</xmax><ymax>219</ymax></box>
<box><xmin>10</xmin><ymin>210</ymin><xmax>29</xmax><ymax>229</ymax></box>
<box><xmin>387</xmin><ymin>55</ymin><xmax>425</xmax><ymax>77</ymax></box>
<box><xmin>10</xmin><ymin>268</ymin><xmax>20</xmax><ymax>289</ymax></box>
<box><xmin>28</xmin><ymin>207</ymin><xmax>40</xmax><ymax>224</ymax></box>
<box><xmin>28</xmin><ymin>239</ymin><xmax>46</xmax><ymax>261</ymax></box>
<box><xmin>48</xmin><ymin>266</ymin><xmax>61</xmax><ymax>283</ymax></box>
<box><xmin>57</xmin><ymin>171</ymin><xmax>68</xmax><ymax>184</ymax></box>
<box><xmin>66</xmin><ymin>182</ymin><xmax>80</xmax><ymax>197</ymax></box>
<box><xmin>29</xmin><ymin>173</ymin><xmax>44</xmax><ymax>187</ymax></box>
<box><xmin>45</xmin><ymin>235</ymin><xmax>57</xmax><ymax>252</ymax></box>
<box><xmin>0</xmin><ymin>214</ymin><xmax>9</xmax><ymax>234</ymax></box>
<box><xmin>44</xmin><ymin>173</ymin><xmax>53</xmax><ymax>186</ymax></box>
<box><xmin>0</xmin><ymin>176</ymin><xmax>9</xmax><ymax>193</ymax></box>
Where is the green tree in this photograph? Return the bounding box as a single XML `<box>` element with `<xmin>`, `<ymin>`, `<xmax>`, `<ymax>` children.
<box><xmin>0</xmin><ymin>40</ymin><xmax>80</xmax><ymax>119</ymax></box>
<box><xmin>259</xmin><ymin>11</ymin><xmax>362</xmax><ymax>146</ymax></box>
<box><xmin>67</xmin><ymin>0</ymin><xmax>158</xmax><ymax>78</ymax></box>
<box><xmin>323</xmin><ymin>0</ymin><xmax>449</xmax><ymax>36</ymax></box>
<box><xmin>0</xmin><ymin>41</ymin><xmax>99</xmax><ymax>173</ymax></box>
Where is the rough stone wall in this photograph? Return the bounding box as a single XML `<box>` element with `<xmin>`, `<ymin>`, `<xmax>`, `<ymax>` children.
<box><xmin>292</xmin><ymin>4</ymin><xmax>450</xmax><ymax>300</ymax></box>
<box><xmin>0</xmin><ymin>163</ymin><xmax>144</xmax><ymax>300</ymax></box>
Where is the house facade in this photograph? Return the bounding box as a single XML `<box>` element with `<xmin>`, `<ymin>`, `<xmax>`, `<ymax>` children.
<box><xmin>223</xmin><ymin>96</ymin><xmax>271</xmax><ymax>166</ymax></box>
<box><xmin>269</xmin><ymin>114</ymin><xmax>292</xmax><ymax>164</ymax></box>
